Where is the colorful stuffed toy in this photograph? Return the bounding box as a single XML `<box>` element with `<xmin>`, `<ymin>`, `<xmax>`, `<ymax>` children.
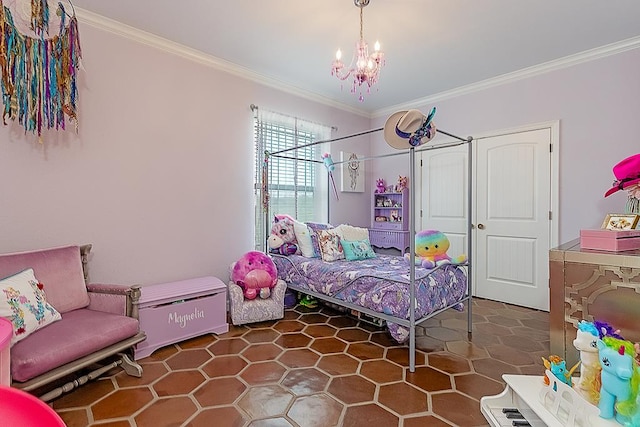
<box><xmin>375</xmin><ymin>178</ymin><xmax>386</xmax><ymax>193</ymax></box>
<box><xmin>405</xmin><ymin>230</ymin><xmax>467</xmax><ymax>269</ymax></box>
<box><xmin>231</xmin><ymin>251</ymin><xmax>278</xmax><ymax>300</ymax></box>
<box><xmin>267</xmin><ymin>214</ymin><xmax>299</xmax><ymax>255</ymax></box>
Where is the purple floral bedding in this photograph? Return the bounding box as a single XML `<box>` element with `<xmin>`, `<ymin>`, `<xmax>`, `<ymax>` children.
<box><xmin>271</xmin><ymin>254</ymin><xmax>468</xmax><ymax>342</ymax></box>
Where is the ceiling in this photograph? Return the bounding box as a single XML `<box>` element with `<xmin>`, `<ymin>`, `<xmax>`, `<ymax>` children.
<box><xmin>66</xmin><ymin>1</ymin><xmax>640</xmax><ymax>116</ymax></box>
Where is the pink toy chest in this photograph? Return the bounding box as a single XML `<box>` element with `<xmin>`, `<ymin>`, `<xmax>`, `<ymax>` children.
<box><xmin>135</xmin><ymin>276</ymin><xmax>228</xmax><ymax>360</ymax></box>
<box><xmin>580</xmin><ymin>229</ymin><xmax>640</xmax><ymax>252</ymax></box>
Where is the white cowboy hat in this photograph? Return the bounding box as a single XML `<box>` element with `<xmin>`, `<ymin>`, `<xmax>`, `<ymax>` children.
<box><xmin>383</xmin><ymin>108</ymin><xmax>437</xmax><ymax>150</ymax></box>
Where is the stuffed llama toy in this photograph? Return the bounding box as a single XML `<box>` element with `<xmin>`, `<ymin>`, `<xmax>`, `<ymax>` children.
<box><xmin>395</xmin><ymin>176</ymin><xmax>408</xmax><ymax>192</ymax></box>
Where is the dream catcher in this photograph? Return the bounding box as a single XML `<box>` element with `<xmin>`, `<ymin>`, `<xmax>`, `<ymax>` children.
<box><xmin>0</xmin><ymin>0</ymin><xmax>81</xmax><ymax>137</ymax></box>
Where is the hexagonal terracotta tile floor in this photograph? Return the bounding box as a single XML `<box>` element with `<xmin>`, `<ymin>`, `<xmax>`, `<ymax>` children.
<box><xmin>50</xmin><ymin>298</ymin><xmax>549</xmax><ymax>426</ymax></box>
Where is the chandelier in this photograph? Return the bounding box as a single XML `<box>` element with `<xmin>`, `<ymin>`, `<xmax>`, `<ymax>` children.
<box><xmin>331</xmin><ymin>0</ymin><xmax>385</xmax><ymax>102</ymax></box>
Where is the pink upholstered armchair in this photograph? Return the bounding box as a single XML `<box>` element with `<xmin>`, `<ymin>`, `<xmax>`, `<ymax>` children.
<box><xmin>0</xmin><ymin>244</ymin><xmax>146</xmax><ymax>401</ymax></box>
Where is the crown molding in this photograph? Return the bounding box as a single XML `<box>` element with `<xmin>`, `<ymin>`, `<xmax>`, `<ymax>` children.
<box><xmin>373</xmin><ymin>36</ymin><xmax>640</xmax><ymax>118</ymax></box>
<box><xmin>75</xmin><ymin>8</ymin><xmax>638</xmax><ymax>121</ymax></box>
<box><xmin>74</xmin><ymin>8</ymin><xmax>370</xmax><ymax>119</ymax></box>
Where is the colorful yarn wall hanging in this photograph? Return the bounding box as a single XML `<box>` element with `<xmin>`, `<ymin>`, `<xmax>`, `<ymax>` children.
<box><xmin>0</xmin><ymin>0</ymin><xmax>81</xmax><ymax>137</ymax></box>
<box><xmin>30</xmin><ymin>0</ymin><xmax>49</xmax><ymax>35</ymax></box>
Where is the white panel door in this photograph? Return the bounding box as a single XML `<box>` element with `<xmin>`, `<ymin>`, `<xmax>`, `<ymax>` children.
<box><xmin>419</xmin><ymin>145</ymin><xmax>469</xmax><ymax>260</ymax></box>
<box><xmin>476</xmin><ymin>128</ymin><xmax>551</xmax><ymax>310</ymax></box>
<box><xmin>420</xmin><ymin>127</ymin><xmax>552</xmax><ymax>310</ymax></box>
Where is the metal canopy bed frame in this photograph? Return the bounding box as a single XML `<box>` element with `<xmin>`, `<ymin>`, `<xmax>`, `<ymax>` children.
<box><xmin>261</xmin><ymin>119</ymin><xmax>474</xmax><ymax>372</ymax></box>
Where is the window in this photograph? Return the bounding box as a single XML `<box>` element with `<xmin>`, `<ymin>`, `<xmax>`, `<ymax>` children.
<box><xmin>253</xmin><ymin>108</ymin><xmax>332</xmax><ymax>250</ymax></box>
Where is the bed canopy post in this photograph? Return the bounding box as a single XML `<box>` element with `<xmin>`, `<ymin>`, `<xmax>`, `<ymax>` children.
<box><xmin>466</xmin><ymin>137</ymin><xmax>473</xmax><ymax>337</ymax></box>
<box><xmin>327</xmin><ymin>172</ymin><xmax>331</xmax><ymax>224</ymax></box>
<box><xmin>262</xmin><ymin>150</ymin><xmax>271</xmax><ymax>250</ymax></box>
<box><xmin>409</xmin><ymin>147</ymin><xmax>417</xmax><ymax>372</ymax></box>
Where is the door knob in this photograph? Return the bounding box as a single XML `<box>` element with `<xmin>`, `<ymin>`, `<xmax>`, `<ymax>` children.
<box><xmin>477</xmin><ymin>223</ymin><xmax>485</xmax><ymax>230</ymax></box>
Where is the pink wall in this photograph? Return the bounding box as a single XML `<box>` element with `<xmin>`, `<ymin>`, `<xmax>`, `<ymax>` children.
<box><xmin>371</xmin><ymin>47</ymin><xmax>640</xmax><ymax>244</ymax></box>
<box><xmin>0</xmin><ymin>23</ymin><xmax>369</xmax><ymax>286</ymax></box>
<box><xmin>2</xmin><ymin>18</ymin><xmax>638</xmax><ymax>286</ymax></box>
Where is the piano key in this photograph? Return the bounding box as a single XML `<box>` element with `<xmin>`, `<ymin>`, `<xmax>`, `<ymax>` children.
<box><xmin>506</xmin><ymin>412</ymin><xmax>525</xmax><ymax>419</ymax></box>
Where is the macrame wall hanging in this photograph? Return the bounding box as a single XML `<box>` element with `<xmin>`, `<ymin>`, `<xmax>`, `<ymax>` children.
<box><xmin>0</xmin><ymin>0</ymin><xmax>81</xmax><ymax>137</ymax></box>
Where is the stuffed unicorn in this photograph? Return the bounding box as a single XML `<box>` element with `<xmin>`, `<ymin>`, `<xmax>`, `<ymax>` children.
<box><xmin>267</xmin><ymin>214</ymin><xmax>299</xmax><ymax>255</ymax></box>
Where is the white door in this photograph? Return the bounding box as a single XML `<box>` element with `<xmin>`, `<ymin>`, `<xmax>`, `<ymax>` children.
<box><xmin>420</xmin><ymin>126</ymin><xmax>554</xmax><ymax>311</ymax></box>
<box><xmin>419</xmin><ymin>145</ymin><xmax>470</xmax><ymax>258</ymax></box>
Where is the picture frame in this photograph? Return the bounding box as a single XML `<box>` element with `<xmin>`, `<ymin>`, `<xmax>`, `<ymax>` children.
<box><xmin>340</xmin><ymin>151</ymin><xmax>364</xmax><ymax>192</ymax></box>
<box><xmin>601</xmin><ymin>213</ymin><xmax>640</xmax><ymax>231</ymax></box>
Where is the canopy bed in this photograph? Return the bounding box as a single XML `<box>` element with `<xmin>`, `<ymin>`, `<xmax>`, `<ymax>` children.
<box><xmin>259</xmin><ymin>107</ymin><xmax>474</xmax><ymax>371</ymax></box>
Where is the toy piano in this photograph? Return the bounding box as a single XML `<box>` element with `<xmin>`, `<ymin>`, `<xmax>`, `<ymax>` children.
<box><xmin>481</xmin><ymin>372</ymin><xmax>618</xmax><ymax>427</ymax></box>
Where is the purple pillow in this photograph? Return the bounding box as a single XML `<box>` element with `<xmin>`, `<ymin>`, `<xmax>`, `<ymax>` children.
<box><xmin>305</xmin><ymin>222</ymin><xmax>333</xmax><ymax>258</ymax></box>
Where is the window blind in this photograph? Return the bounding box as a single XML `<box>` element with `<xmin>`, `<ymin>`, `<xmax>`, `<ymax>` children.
<box><xmin>254</xmin><ymin>108</ymin><xmax>332</xmax><ymax>250</ymax></box>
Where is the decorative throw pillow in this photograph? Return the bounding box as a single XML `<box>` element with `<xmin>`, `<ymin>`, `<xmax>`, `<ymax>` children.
<box><xmin>306</xmin><ymin>222</ymin><xmax>333</xmax><ymax>258</ymax></box>
<box><xmin>317</xmin><ymin>229</ymin><xmax>345</xmax><ymax>262</ymax></box>
<box><xmin>293</xmin><ymin>220</ymin><xmax>315</xmax><ymax>257</ymax></box>
<box><xmin>342</xmin><ymin>239</ymin><xmax>377</xmax><ymax>261</ymax></box>
<box><xmin>334</xmin><ymin>224</ymin><xmax>370</xmax><ymax>242</ymax></box>
<box><xmin>0</xmin><ymin>268</ymin><xmax>62</xmax><ymax>345</ymax></box>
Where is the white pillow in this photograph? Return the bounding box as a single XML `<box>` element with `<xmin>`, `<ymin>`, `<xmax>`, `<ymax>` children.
<box><xmin>293</xmin><ymin>220</ymin><xmax>315</xmax><ymax>257</ymax></box>
<box><xmin>334</xmin><ymin>224</ymin><xmax>370</xmax><ymax>242</ymax></box>
<box><xmin>0</xmin><ymin>268</ymin><xmax>62</xmax><ymax>345</ymax></box>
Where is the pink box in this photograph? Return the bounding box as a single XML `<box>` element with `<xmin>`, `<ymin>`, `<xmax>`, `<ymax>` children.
<box><xmin>135</xmin><ymin>276</ymin><xmax>228</xmax><ymax>360</ymax></box>
<box><xmin>580</xmin><ymin>229</ymin><xmax>640</xmax><ymax>252</ymax></box>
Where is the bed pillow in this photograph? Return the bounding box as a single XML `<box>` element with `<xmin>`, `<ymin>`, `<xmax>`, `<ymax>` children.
<box><xmin>0</xmin><ymin>268</ymin><xmax>62</xmax><ymax>345</ymax></box>
<box><xmin>306</xmin><ymin>222</ymin><xmax>333</xmax><ymax>258</ymax></box>
<box><xmin>342</xmin><ymin>239</ymin><xmax>377</xmax><ymax>261</ymax></box>
<box><xmin>334</xmin><ymin>224</ymin><xmax>369</xmax><ymax>242</ymax></box>
<box><xmin>293</xmin><ymin>220</ymin><xmax>315</xmax><ymax>257</ymax></box>
<box><xmin>317</xmin><ymin>229</ymin><xmax>345</xmax><ymax>262</ymax></box>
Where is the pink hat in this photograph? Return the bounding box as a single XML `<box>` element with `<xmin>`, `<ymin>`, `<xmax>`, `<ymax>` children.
<box><xmin>604</xmin><ymin>153</ymin><xmax>640</xmax><ymax>197</ymax></box>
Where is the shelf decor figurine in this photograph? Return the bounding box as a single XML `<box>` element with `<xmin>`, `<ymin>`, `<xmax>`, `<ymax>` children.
<box><xmin>395</xmin><ymin>176</ymin><xmax>408</xmax><ymax>192</ymax></box>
